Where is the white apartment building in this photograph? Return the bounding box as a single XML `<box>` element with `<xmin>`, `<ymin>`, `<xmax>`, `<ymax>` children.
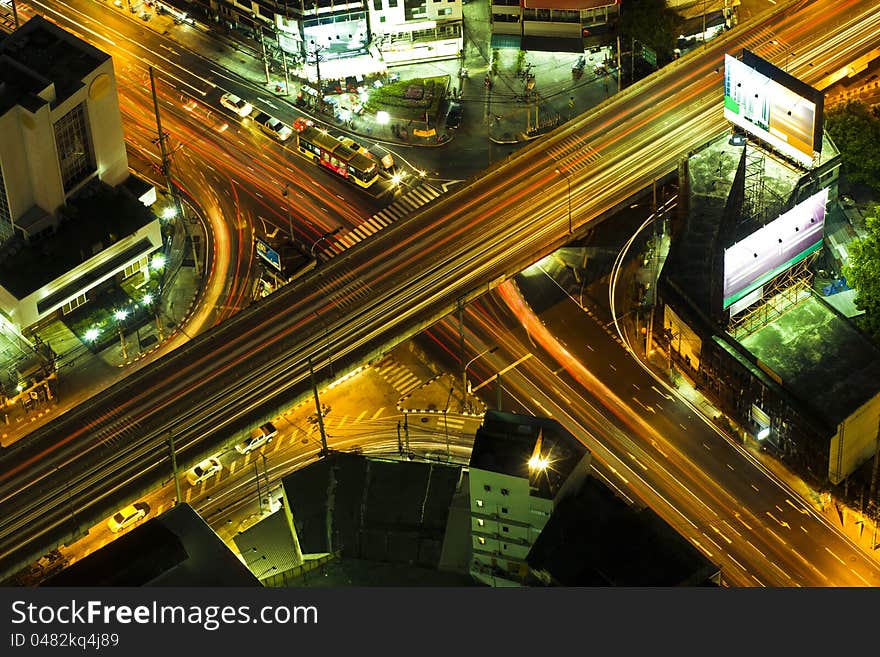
<box><xmin>0</xmin><ymin>16</ymin><xmax>161</xmax><ymax>334</ymax></box>
<box><xmin>468</xmin><ymin>410</ymin><xmax>591</xmax><ymax>586</ymax></box>
<box><xmin>367</xmin><ymin>0</ymin><xmax>463</xmax><ymax>65</ymax></box>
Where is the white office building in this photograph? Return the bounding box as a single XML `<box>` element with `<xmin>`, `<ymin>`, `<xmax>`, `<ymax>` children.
<box><xmin>468</xmin><ymin>410</ymin><xmax>591</xmax><ymax>586</ymax></box>
<box><xmin>0</xmin><ymin>16</ymin><xmax>161</xmax><ymax>334</ymax></box>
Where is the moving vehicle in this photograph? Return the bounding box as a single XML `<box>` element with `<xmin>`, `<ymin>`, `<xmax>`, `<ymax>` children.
<box><xmin>107</xmin><ymin>502</ymin><xmax>149</xmax><ymax>533</ymax></box>
<box><xmin>296</xmin><ymin>125</ymin><xmax>379</xmax><ymax>188</ymax></box>
<box><xmin>251</xmin><ymin>110</ymin><xmax>293</xmax><ymax>141</ymax></box>
<box><xmin>235</xmin><ymin>422</ymin><xmax>277</xmax><ymax>454</ymax></box>
<box><xmin>186</xmin><ymin>457</ymin><xmax>223</xmax><ymax>485</ymax></box>
<box><xmin>446</xmin><ymin>101</ymin><xmax>463</xmax><ymax>129</ymax></box>
<box><xmin>219</xmin><ymin>92</ymin><xmax>253</xmax><ymax>118</ymax></box>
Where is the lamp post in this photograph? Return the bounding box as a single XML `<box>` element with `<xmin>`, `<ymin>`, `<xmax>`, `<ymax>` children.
<box><xmin>114</xmin><ymin>309</ymin><xmax>128</xmax><ymax>361</ymax></box>
<box><xmin>309</xmin><ymin>226</ymin><xmax>343</xmax><ymax>260</ymax></box>
<box><xmin>281</xmin><ymin>183</ymin><xmax>294</xmax><ymax>242</ymax></box>
<box><xmin>555</xmin><ymin>168</ymin><xmax>572</xmax><ymax>234</ymax></box>
<box><xmin>462</xmin><ymin>345</ymin><xmax>498</xmax><ymax>411</ymax></box>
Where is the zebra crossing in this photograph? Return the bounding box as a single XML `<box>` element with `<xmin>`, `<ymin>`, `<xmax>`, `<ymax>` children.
<box><xmin>318</xmin><ymin>183</ymin><xmax>442</xmax><ymax>259</ymax></box>
<box><xmin>546</xmin><ymin>134</ymin><xmax>602</xmax><ymax>174</ymax></box>
<box><xmin>372</xmin><ymin>355</ymin><xmax>423</xmax><ymax>397</ymax></box>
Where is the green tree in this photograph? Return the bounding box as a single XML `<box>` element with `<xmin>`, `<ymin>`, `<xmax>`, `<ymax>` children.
<box><xmin>617</xmin><ymin>0</ymin><xmax>681</xmax><ymax>60</ymax></box>
<box><xmin>824</xmin><ymin>101</ymin><xmax>880</xmax><ymax>192</ymax></box>
<box><xmin>843</xmin><ymin>208</ymin><xmax>880</xmax><ymax>341</ymax></box>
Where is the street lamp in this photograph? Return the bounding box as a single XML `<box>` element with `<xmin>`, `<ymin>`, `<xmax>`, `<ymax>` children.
<box><xmin>309</xmin><ymin>226</ymin><xmax>343</xmax><ymax>259</ymax></box>
<box><xmin>555</xmin><ymin>168</ymin><xmax>572</xmax><ymax>234</ymax></box>
<box><xmin>281</xmin><ymin>183</ymin><xmax>294</xmax><ymax>242</ymax></box>
<box><xmin>462</xmin><ymin>345</ymin><xmax>498</xmax><ymax>410</ymax></box>
<box><xmin>114</xmin><ymin>309</ymin><xmax>129</xmax><ymax>361</ymax></box>
<box><xmin>143</xmin><ymin>292</ymin><xmax>164</xmax><ymax>340</ymax></box>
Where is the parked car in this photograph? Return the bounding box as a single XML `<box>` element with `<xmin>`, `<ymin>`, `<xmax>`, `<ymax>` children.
<box><xmin>235</xmin><ymin>422</ymin><xmax>277</xmax><ymax>455</ymax></box>
<box><xmin>219</xmin><ymin>92</ymin><xmax>253</xmax><ymax>118</ymax></box>
<box><xmin>186</xmin><ymin>457</ymin><xmax>223</xmax><ymax>485</ymax></box>
<box><xmin>107</xmin><ymin>502</ymin><xmax>149</xmax><ymax>533</ymax></box>
<box><xmin>251</xmin><ymin>110</ymin><xmax>292</xmax><ymax>141</ymax></box>
<box><xmin>446</xmin><ymin>101</ymin><xmax>463</xmax><ymax>129</ymax></box>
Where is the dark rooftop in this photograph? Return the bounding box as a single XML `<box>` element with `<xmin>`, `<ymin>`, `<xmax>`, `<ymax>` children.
<box><xmin>0</xmin><ymin>180</ymin><xmax>156</xmax><ymax>299</ymax></box>
<box><xmin>739</xmin><ymin>295</ymin><xmax>880</xmax><ymax>427</ymax></box>
<box><xmin>42</xmin><ymin>504</ymin><xmax>260</xmax><ymax>586</ymax></box>
<box><xmin>527</xmin><ymin>477</ymin><xmax>721</xmax><ymax>586</ymax></box>
<box><xmin>282</xmin><ymin>451</ymin><xmax>461</xmax><ymax>569</ymax></box>
<box><xmin>469</xmin><ymin>410</ymin><xmax>589</xmax><ymax>500</ymax></box>
<box><xmin>0</xmin><ymin>15</ymin><xmax>108</xmax><ymax>114</ymax></box>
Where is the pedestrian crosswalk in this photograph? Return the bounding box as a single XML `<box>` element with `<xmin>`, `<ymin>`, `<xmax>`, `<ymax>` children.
<box><xmin>546</xmin><ymin>134</ymin><xmax>602</xmax><ymax>174</ymax></box>
<box><xmin>318</xmin><ymin>183</ymin><xmax>442</xmax><ymax>259</ymax></box>
<box><xmin>373</xmin><ymin>355</ymin><xmax>423</xmax><ymax>397</ymax></box>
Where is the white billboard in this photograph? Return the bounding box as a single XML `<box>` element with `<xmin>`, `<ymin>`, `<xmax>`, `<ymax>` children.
<box><xmin>723</xmin><ymin>51</ymin><xmax>824</xmax><ymax>167</ymax></box>
<box><xmin>723</xmin><ymin>188</ymin><xmax>828</xmax><ymax>309</ymax></box>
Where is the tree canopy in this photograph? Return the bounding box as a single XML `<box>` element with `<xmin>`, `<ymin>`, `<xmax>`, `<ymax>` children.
<box><xmin>843</xmin><ymin>207</ymin><xmax>880</xmax><ymax>341</ymax></box>
<box><xmin>824</xmin><ymin>101</ymin><xmax>880</xmax><ymax>193</ymax></box>
<box><xmin>617</xmin><ymin>0</ymin><xmax>681</xmax><ymax>59</ymax></box>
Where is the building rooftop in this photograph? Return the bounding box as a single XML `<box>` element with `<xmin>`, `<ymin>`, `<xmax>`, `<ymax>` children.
<box><xmin>42</xmin><ymin>504</ymin><xmax>260</xmax><ymax>586</ymax></box>
<box><xmin>527</xmin><ymin>477</ymin><xmax>721</xmax><ymax>586</ymax></box>
<box><xmin>282</xmin><ymin>451</ymin><xmax>461</xmax><ymax>569</ymax></box>
<box><xmin>739</xmin><ymin>295</ymin><xmax>880</xmax><ymax>427</ymax></box>
<box><xmin>0</xmin><ymin>15</ymin><xmax>108</xmax><ymax>115</ymax></box>
<box><xmin>0</xmin><ymin>180</ymin><xmax>155</xmax><ymax>299</ymax></box>
<box><xmin>469</xmin><ymin>410</ymin><xmax>588</xmax><ymax>500</ymax></box>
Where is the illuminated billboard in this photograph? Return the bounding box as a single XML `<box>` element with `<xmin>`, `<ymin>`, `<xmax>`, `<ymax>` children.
<box><xmin>723</xmin><ymin>188</ymin><xmax>828</xmax><ymax>309</ymax></box>
<box><xmin>255</xmin><ymin>238</ymin><xmax>282</xmax><ymax>272</ymax></box>
<box><xmin>723</xmin><ymin>50</ymin><xmax>824</xmax><ymax>167</ymax></box>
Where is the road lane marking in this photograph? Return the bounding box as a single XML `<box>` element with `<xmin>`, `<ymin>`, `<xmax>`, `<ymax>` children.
<box><xmin>632</xmin><ymin>397</ymin><xmax>655</xmax><ymax>414</ymax></box>
<box><xmin>627</xmin><ymin>452</ymin><xmax>648</xmax><ymax>471</ymax></box>
<box><xmin>746</xmin><ymin>540</ymin><xmax>765</xmax><ymax>559</ymax></box>
<box><xmin>649</xmin><ymin>439</ymin><xmax>668</xmax><ymax>458</ymax></box>
<box><xmin>727</xmin><ymin>463</ymin><xmax>735</xmax><ymax>471</ymax></box>
<box><xmin>679</xmin><ymin>423</ymin><xmax>688</xmax><ymax>430</ymax></box>
<box><xmin>710</xmin><ymin>525</ymin><xmax>732</xmax><ymax>544</ymax></box>
<box><xmin>751</xmin><ymin>484</ymin><xmax>760</xmax><ymax>492</ymax></box>
<box><xmin>691</xmin><ymin>538</ymin><xmax>712</xmax><ymax>558</ymax></box>
<box><xmin>734</xmin><ymin>512</ymin><xmax>752</xmax><ymax>530</ymax></box>
<box><xmin>371</xmin><ymin>407</ymin><xmax>384</xmax><ymax>420</ymax></box>
<box><xmin>824</xmin><ymin>547</ymin><xmax>846</xmax><ymax>565</ymax></box>
<box><xmin>751</xmin><ymin>575</ymin><xmax>766</xmax><ymax>587</ymax></box>
<box><xmin>786</xmin><ymin>499</ymin><xmax>810</xmax><ymax>515</ymax></box>
<box><xmin>852</xmin><ymin>570</ymin><xmax>870</xmax><ymax>586</ymax></box>
<box><xmin>702</xmin><ymin>442</ymin><xmax>711</xmax><ymax>450</ymax></box>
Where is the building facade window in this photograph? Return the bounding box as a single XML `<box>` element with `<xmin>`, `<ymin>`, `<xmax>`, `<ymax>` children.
<box><xmin>61</xmin><ymin>292</ymin><xmax>87</xmax><ymax>315</ymax></box>
<box><xmin>501</xmin><ymin>488</ymin><xmax>509</xmax><ymax>495</ymax></box>
<box><xmin>476</xmin><ymin>499</ymin><xmax>484</xmax><ymax>507</ymax></box>
<box><xmin>477</xmin><ymin>518</ymin><xmax>484</xmax><ymax>527</ymax></box>
<box><xmin>478</xmin><ymin>537</ymin><xmax>486</xmax><ymax>545</ymax></box>
<box><xmin>54</xmin><ymin>103</ymin><xmax>95</xmax><ymax>194</ymax></box>
<box><xmin>502</xmin><ymin>526</ymin><xmax>509</xmax><ymax>533</ymax></box>
<box><xmin>501</xmin><ymin>507</ymin><xmax>508</xmax><ymax>514</ymax></box>
<box><xmin>483</xmin><ymin>484</ymin><xmax>491</xmax><ymax>491</ymax></box>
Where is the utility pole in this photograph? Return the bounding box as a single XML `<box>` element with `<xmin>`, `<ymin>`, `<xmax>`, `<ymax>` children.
<box><xmin>309</xmin><ymin>356</ymin><xmax>329</xmax><ymax>456</ymax></box>
<box><xmin>403</xmin><ymin>413</ymin><xmax>410</xmax><ymax>456</ymax></box>
<box><xmin>260</xmin><ymin>31</ymin><xmax>272</xmax><ymax>85</ymax></box>
<box><xmin>869</xmin><ymin>416</ymin><xmax>880</xmax><ymax>512</ymax></box>
<box><xmin>616</xmin><ymin>35</ymin><xmax>622</xmax><ymax>93</ymax></box>
<box><xmin>396</xmin><ymin>420</ymin><xmax>403</xmax><ymax>456</ymax></box>
<box><xmin>253</xmin><ymin>461</ymin><xmax>264</xmax><ymax>515</ymax></box>
<box><xmin>11</xmin><ymin>0</ymin><xmax>19</xmax><ymax>28</ymax></box>
<box><xmin>168</xmin><ymin>432</ymin><xmax>181</xmax><ymax>505</ymax></box>
<box><xmin>457</xmin><ymin>300</ymin><xmax>466</xmax><ymax>412</ymax></box>
<box><xmin>149</xmin><ymin>67</ymin><xmax>200</xmax><ymax>278</ymax></box>
<box><xmin>496</xmin><ymin>373</ymin><xmax>503</xmax><ymax>410</ymax></box>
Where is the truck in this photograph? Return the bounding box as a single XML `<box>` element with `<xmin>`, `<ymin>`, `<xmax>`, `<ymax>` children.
<box><xmin>250</xmin><ymin>110</ymin><xmax>293</xmax><ymax>142</ymax></box>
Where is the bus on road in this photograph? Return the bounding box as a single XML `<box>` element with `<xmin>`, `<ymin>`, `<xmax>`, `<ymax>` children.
<box><xmin>296</xmin><ymin>125</ymin><xmax>379</xmax><ymax>189</ymax></box>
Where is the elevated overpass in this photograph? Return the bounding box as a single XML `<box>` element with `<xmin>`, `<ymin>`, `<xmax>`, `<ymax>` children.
<box><xmin>0</xmin><ymin>0</ymin><xmax>877</xmax><ymax>579</ymax></box>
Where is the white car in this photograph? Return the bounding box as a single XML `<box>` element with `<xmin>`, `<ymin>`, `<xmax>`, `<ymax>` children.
<box><xmin>186</xmin><ymin>457</ymin><xmax>223</xmax><ymax>485</ymax></box>
<box><xmin>235</xmin><ymin>422</ymin><xmax>277</xmax><ymax>455</ymax></box>
<box><xmin>107</xmin><ymin>503</ymin><xmax>149</xmax><ymax>533</ymax></box>
<box><xmin>220</xmin><ymin>92</ymin><xmax>253</xmax><ymax>118</ymax></box>
<box><xmin>261</xmin><ymin>117</ymin><xmax>293</xmax><ymax>142</ymax></box>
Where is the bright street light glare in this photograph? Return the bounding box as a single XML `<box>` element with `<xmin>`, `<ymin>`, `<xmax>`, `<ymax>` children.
<box><xmin>162</xmin><ymin>207</ymin><xmax>177</xmax><ymax>220</ymax></box>
<box><xmin>151</xmin><ymin>254</ymin><xmax>166</xmax><ymax>270</ymax></box>
<box><xmin>84</xmin><ymin>328</ymin><xmax>100</xmax><ymax>342</ymax></box>
<box><xmin>142</xmin><ymin>294</ymin><xmax>153</xmax><ymax>305</ymax></box>
<box><xmin>114</xmin><ymin>310</ymin><xmax>128</xmax><ymax>321</ymax></box>
<box><xmin>376</xmin><ymin>111</ymin><xmax>390</xmax><ymax>125</ymax></box>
